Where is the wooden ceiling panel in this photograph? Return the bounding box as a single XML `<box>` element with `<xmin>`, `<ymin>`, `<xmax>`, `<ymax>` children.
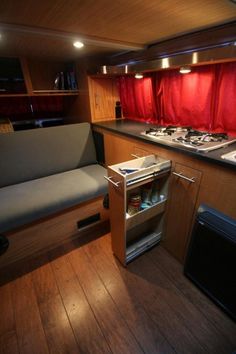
<box><xmin>0</xmin><ymin>0</ymin><xmax>235</xmax><ymax>59</ymax></box>
<box><xmin>0</xmin><ymin>32</ymin><xmax>121</xmax><ymax>61</ymax></box>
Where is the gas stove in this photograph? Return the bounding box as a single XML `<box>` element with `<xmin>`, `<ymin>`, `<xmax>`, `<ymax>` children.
<box><xmin>141</xmin><ymin>126</ymin><xmax>236</xmax><ymax>152</ymax></box>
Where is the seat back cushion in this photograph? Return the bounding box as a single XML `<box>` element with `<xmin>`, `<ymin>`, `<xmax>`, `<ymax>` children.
<box><xmin>0</xmin><ymin>122</ymin><xmax>97</xmax><ymax>187</ymax></box>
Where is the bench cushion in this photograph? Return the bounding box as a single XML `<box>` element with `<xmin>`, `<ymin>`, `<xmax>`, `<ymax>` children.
<box><xmin>0</xmin><ymin>123</ymin><xmax>97</xmax><ymax>187</ymax></box>
<box><xmin>0</xmin><ymin>164</ymin><xmax>107</xmax><ymax>233</ymax></box>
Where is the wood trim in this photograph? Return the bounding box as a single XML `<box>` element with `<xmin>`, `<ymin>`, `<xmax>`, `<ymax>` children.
<box><xmin>20</xmin><ymin>57</ymin><xmax>33</xmax><ymax>94</ymax></box>
<box><xmin>0</xmin><ymin>196</ymin><xmax>109</xmax><ymax>269</ymax></box>
<box><xmin>109</xmin><ymin>21</ymin><xmax>236</xmax><ymax>65</ymax></box>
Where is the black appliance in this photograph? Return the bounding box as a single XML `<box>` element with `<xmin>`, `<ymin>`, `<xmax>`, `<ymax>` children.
<box><xmin>184</xmin><ymin>204</ymin><xmax>236</xmax><ymax>321</ymax></box>
<box><xmin>92</xmin><ymin>130</ymin><xmax>105</xmax><ymax>165</ymax></box>
<box><xmin>115</xmin><ymin>101</ymin><xmax>122</xmax><ymax>119</ymax></box>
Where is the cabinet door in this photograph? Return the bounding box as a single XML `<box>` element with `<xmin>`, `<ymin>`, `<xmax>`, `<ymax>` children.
<box><xmin>104</xmin><ymin>133</ymin><xmax>134</xmax><ymax>166</ymax></box>
<box><xmin>88</xmin><ymin>77</ymin><xmax>119</xmax><ymax>121</ymax></box>
<box><xmin>163</xmin><ymin>163</ymin><xmax>202</xmax><ymax>262</ymax></box>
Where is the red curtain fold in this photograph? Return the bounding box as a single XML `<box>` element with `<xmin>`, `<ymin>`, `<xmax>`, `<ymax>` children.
<box><xmin>0</xmin><ymin>96</ymin><xmax>64</xmax><ymax>121</ymax></box>
<box><xmin>154</xmin><ymin>66</ymin><xmax>215</xmax><ymax>130</ymax></box>
<box><xmin>30</xmin><ymin>96</ymin><xmax>64</xmax><ymax>118</ymax></box>
<box><xmin>119</xmin><ymin>61</ymin><xmax>236</xmax><ymax>135</ymax></box>
<box><xmin>0</xmin><ymin>97</ymin><xmax>32</xmax><ymax>120</ymax></box>
<box><xmin>118</xmin><ymin>76</ymin><xmax>157</xmax><ymax>122</ymax></box>
<box><xmin>212</xmin><ymin>62</ymin><xmax>236</xmax><ymax>135</ymax></box>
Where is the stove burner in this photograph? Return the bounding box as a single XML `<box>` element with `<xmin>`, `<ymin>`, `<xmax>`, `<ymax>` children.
<box><xmin>174</xmin><ymin>136</ymin><xmax>204</xmax><ymax>147</ymax></box>
<box><xmin>185</xmin><ymin>130</ymin><xmax>228</xmax><ymax>142</ymax></box>
<box><xmin>145</xmin><ymin>125</ymin><xmax>192</xmax><ymax>136</ymax></box>
<box><xmin>141</xmin><ymin>126</ymin><xmax>235</xmax><ymax>152</ymax></box>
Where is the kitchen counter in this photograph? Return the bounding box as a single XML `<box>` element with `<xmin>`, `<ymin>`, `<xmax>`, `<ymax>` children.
<box><xmin>93</xmin><ymin>119</ymin><xmax>236</xmax><ymax>170</ymax></box>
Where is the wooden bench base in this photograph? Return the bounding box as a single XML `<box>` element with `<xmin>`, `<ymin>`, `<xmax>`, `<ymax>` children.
<box><xmin>0</xmin><ymin>196</ymin><xmax>109</xmax><ymax>269</ymax></box>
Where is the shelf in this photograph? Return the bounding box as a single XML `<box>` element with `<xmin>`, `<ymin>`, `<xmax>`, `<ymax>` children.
<box><xmin>126</xmin><ymin>199</ymin><xmax>167</xmax><ymax>230</ymax></box>
<box><xmin>108</xmin><ymin>154</ymin><xmax>171</xmax><ymax>266</ymax></box>
<box><xmin>0</xmin><ymin>91</ymin><xmax>79</xmax><ymax>98</ymax></box>
<box><xmin>0</xmin><ymin>93</ymin><xmax>30</xmax><ymax>97</ymax></box>
<box><xmin>126</xmin><ymin>231</ymin><xmax>162</xmax><ymax>263</ymax></box>
<box><xmin>33</xmin><ymin>90</ymin><xmax>79</xmax><ymax>96</ymax></box>
<box><xmin>126</xmin><ymin>170</ymin><xmax>169</xmax><ymax>190</ymax></box>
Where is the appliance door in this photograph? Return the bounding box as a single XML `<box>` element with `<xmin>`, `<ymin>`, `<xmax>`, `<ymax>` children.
<box><xmin>184</xmin><ymin>204</ymin><xmax>236</xmax><ymax>321</ymax></box>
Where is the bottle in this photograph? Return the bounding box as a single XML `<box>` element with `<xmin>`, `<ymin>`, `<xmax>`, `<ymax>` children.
<box><xmin>115</xmin><ymin>101</ymin><xmax>122</xmax><ymax>119</ymax></box>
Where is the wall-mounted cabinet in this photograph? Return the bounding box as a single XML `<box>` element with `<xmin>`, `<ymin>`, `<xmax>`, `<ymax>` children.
<box><xmin>0</xmin><ymin>57</ymin><xmax>79</xmax><ymax>97</ymax></box>
<box><xmin>88</xmin><ymin>76</ymin><xmax>120</xmax><ymax>122</ymax></box>
<box><xmin>26</xmin><ymin>59</ymin><xmax>78</xmax><ymax>96</ymax></box>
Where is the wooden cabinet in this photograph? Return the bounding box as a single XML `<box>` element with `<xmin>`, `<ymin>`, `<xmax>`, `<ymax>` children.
<box><xmin>107</xmin><ymin>155</ymin><xmax>171</xmax><ymax>265</ymax></box>
<box><xmin>26</xmin><ymin>59</ymin><xmax>78</xmax><ymax>95</ymax></box>
<box><xmin>0</xmin><ymin>57</ymin><xmax>79</xmax><ymax>97</ymax></box>
<box><xmin>97</xmin><ymin>128</ymin><xmax>236</xmax><ymax>263</ymax></box>
<box><xmin>103</xmin><ymin>132</ymin><xmax>134</xmax><ymax>165</ymax></box>
<box><xmin>88</xmin><ymin>76</ymin><xmax>119</xmax><ymax>122</ymax></box>
<box><xmin>163</xmin><ymin>163</ymin><xmax>202</xmax><ymax>262</ymax></box>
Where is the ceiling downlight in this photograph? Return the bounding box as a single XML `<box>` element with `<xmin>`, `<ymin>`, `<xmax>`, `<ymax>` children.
<box><xmin>73</xmin><ymin>41</ymin><xmax>84</xmax><ymax>49</ymax></box>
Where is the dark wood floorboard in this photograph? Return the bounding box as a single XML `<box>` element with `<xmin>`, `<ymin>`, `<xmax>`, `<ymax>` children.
<box><xmin>30</xmin><ymin>256</ymin><xmax>80</xmax><ymax>354</ymax></box>
<box><xmin>66</xmin><ymin>243</ymin><xmax>144</xmax><ymax>354</ymax></box>
<box><xmin>84</xmin><ymin>237</ymin><xmax>176</xmax><ymax>354</ymax></box>
<box><xmin>0</xmin><ymin>279</ymin><xmax>19</xmax><ymax>354</ymax></box>
<box><xmin>149</xmin><ymin>245</ymin><xmax>236</xmax><ymax>347</ymax></box>
<box><xmin>100</xmin><ymin>237</ymin><xmax>207</xmax><ymax>354</ymax></box>
<box><xmin>11</xmin><ymin>271</ymin><xmax>50</xmax><ymax>354</ymax></box>
<box><xmin>144</xmin><ymin>250</ymin><xmax>233</xmax><ymax>354</ymax></box>
<box><xmin>0</xmin><ymin>233</ymin><xmax>235</xmax><ymax>354</ymax></box>
<box><xmin>49</xmin><ymin>247</ymin><xmax>112</xmax><ymax>354</ymax></box>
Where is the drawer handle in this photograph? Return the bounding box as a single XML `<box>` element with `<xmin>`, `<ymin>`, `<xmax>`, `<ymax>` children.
<box><xmin>172</xmin><ymin>171</ymin><xmax>195</xmax><ymax>183</ymax></box>
<box><xmin>104</xmin><ymin>176</ymin><xmax>121</xmax><ymax>188</ymax></box>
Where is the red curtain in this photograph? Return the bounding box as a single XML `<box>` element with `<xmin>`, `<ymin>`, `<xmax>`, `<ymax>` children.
<box><xmin>0</xmin><ymin>97</ymin><xmax>32</xmax><ymax>120</ymax></box>
<box><xmin>0</xmin><ymin>96</ymin><xmax>64</xmax><ymax>121</ymax></box>
<box><xmin>212</xmin><ymin>62</ymin><xmax>236</xmax><ymax>135</ymax></box>
<box><xmin>30</xmin><ymin>96</ymin><xmax>64</xmax><ymax>118</ymax></box>
<box><xmin>119</xmin><ymin>61</ymin><xmax>236</xmax><ymax>135</ymax></box>
<box><xmin>154</xmin><ymin>66</ymin><xmax>215</xmax><ymax>130</ymax></box>
<box><xmin>118</xmin><ymin>76</ymin><xmax>157</xmax><ymax>122</ymax></box>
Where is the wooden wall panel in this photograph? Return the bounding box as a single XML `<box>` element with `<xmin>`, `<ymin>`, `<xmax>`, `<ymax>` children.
<box><xmin>0</xmin><ymin>197</ymin><xmax>109</xmax><ymax>269</ymax></box>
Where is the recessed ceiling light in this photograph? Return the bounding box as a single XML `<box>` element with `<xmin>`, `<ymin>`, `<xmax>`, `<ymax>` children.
<box><xmin>179</xmin><ymin>66</ymin><xmax>191</xmax><ymax>74</ymax></box>
<box><xmin>135</xmin><ymin>73</ymin><xmax>143</xmax><ymax>79</ymax></box>
<box><xmin>73</xmin><ymin>41</ymin><xmax>84</xmax><ymax>49</ymax></box>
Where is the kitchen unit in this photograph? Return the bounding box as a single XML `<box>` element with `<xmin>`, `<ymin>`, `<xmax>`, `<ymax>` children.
<box><xmin>93</xmin><ymin>120</ymin><xmax>236</xmax><ymax>262</ymax></box>
<box><xmin>106</xmin><ymin>154</ymin><xmax>171</xmax><ymax>265</ymax></box>
<box><xmin>1</xmin><ymin>3</ymin><xmax>236</xmax><ymax>353</ymax></box>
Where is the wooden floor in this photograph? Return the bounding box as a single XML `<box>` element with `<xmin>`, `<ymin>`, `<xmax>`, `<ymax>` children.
<box><xmin>0</xmin><ymin>231</ymin><xmax>236</xmax><ymax>354</ymax></box>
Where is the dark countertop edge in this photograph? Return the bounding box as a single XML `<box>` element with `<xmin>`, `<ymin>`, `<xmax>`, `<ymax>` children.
<box><xmin>92</xmin><ymin>120</ymin><xmax>236</xmax><ymax>171</ymax></box>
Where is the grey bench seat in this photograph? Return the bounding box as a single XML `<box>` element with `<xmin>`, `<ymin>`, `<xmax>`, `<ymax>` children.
<box><xmin>0</xmin><ymin>164</ymin><xmax>107</xmax><ymax>233</ymax></box>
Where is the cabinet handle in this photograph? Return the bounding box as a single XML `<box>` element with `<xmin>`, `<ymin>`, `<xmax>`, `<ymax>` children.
<box><xmin>104</xmin><ymin>176</ymin><xmax>121</xmax><ymax>188</ymax></box>
<box><xmin>95</xmin><ymin>93</ymin><xmax>100</xmax><ymax>106</ymax></box>
<box><xmin>172</xmin><ymin>171</ymin><xmax>195</xmax><ymax>183</ymax></box>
